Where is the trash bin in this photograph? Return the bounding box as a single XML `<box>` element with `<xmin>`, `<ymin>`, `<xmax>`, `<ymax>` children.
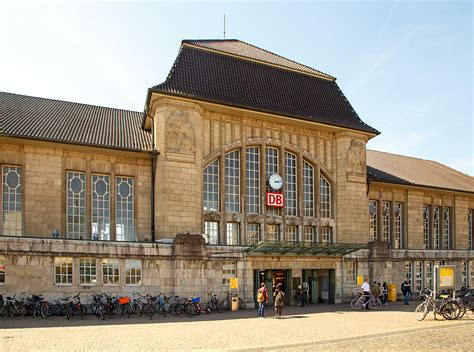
<box><xmin>231</xmin><ymin>297</ymin><xmax>239</xmax><ymax>312</ymax></box>
<box><xmin>388</xmin><ymin>284</ymin><xmax>397</xmax><ymax>302</ymax></box>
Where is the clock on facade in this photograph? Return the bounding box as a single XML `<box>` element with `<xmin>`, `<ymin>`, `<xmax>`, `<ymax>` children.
<box><xmin>268</xmin><ymin>173</ymin><xmax>283</xmax><ymax>190</ymax></box>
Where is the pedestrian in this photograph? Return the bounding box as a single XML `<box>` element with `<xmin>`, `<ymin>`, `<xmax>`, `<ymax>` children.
<box><xmin>381</xmin><ymin>282</ymin><xmax>388</xmax><ymax>305</ymax></box>
<box><xmin>257</xmin><ymin>282</ymin><xmax>269</xmax><ymax>318</ymax></box>
<box><xmin>361</xmin><ymin>278</ymin><xmax>371</xmax><ymax>310</ymax></box>
<box><xmin>401</xmin><ymin>280</ymin><xmax>411</xmax><ymax>305</ymax></box>
<box><xmin>273</xmin><ymin>283</ymin><xmax>285</xmax><ymax>318</ymax></box>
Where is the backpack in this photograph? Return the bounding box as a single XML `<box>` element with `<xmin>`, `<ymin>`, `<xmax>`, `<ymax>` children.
<box><xmin>401</xmin><ymin>283</ymin><xmax>406</xmax><ymax>293</ymax></box>
<box><xmin>257</xmin><ymin>290</ymin><xmax>265</xmax><ymax>303</ymax></box>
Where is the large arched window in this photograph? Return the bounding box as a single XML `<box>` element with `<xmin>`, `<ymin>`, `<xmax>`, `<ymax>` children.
<box><xmin>320</xmin><ymin>174</ymin><xmax>331</xmax><ymax>218</ymax></box>
<box><xmin>284</xmin><ymin>152</ymin><xmax>297</xmax><ymax>216</ymax></box>
<box><xmin>203</xmin><ymin>159</ymin><xmax>219</xmax><ymax>211</ymax></box>
<box><xmin>246</xmin><ymin>147</ymin><xmax>260</xmax><ymax>214</ymax></box>
<box><xmin>225</xmin><ymin>150</ymin><xmax>240</xmax><ymax>212</ymax></box>
<box><xmin>303</xmin><ymin>161</ymin><xmax>314</xmax><ymax>217</ymax></box>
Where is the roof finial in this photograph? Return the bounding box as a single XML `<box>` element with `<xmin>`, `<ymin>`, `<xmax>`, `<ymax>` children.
<box><xmin>224</xmin><ymin>14</ymin><xmax>226</xmax><ymax>39</ymax></box>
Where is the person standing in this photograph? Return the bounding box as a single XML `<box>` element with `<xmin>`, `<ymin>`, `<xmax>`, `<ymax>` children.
<box><xmin>274</xmin><ymin>283</ymin><xmax>285</xmax><ymax>318</ymax></box>
<box><xmin>402</xmin><ymin>280</ymin><xmax>411</xmax><ymax>305</ymax></box>
<box><xmin>361</xmin><ymin>278</ymin><xmax>371</xmax><ymax>310</ymax></box>
<box><xmin>296</xmin><ymin>285</ymin><xmax>303</xmax><ymax>307</ymax></box>
<box><xmin>381</xmin><ymin>282</ymin><xmax>388</xmax><ymax>305</ymax></box>
<box><xmin>257</xmin><ymin>282</ymin><xmax>269</xmax><ymax>317</ymax></box>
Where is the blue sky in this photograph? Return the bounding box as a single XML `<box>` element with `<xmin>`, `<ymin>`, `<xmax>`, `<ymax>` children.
<box><xmin>1</xmin><ymin>0</ymin><xmax>472</xmax><ymax>175</ymax></box>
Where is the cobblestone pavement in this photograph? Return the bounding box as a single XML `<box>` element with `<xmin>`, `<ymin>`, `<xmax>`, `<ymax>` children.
<box><xmin>1</xmin><ymin>302</ymin><xmax>472</xmax><ymax>351</ymax></box>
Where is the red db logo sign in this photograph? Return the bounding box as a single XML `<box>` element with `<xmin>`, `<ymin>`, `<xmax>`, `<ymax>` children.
<box><xmin>266</xmin><ymin>192</ymin><xmax>284</xmax><ymax>208</ymax></box>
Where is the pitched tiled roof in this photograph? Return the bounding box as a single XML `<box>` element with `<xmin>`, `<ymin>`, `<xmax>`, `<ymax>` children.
<box><xmin>0</xmin><ymin>92</ymin><xmax>153</xmax><ymax>152</ymax></box>
<box><xmin>367</xmin><ymin>150</ymin><xmax>474</xmax><ymax>193</ymax></box>
<box><xmin>150</xmin><ymin>40</ymin><xmax>379</xmax><ymax>135</ymax></box>
<box><xmin>183</xmin><ymin>39</ymin><xmax>335</xmax><ymax>80</ymax></box>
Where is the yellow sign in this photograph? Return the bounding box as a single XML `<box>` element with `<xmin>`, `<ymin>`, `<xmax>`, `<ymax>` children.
<box><xmin>229</xmin><ymin>278</ymin><xmax>239</xmax><ymax>289</ymax></box>
<box><xmin>439</xmin><ymin>266</ymin><xmax>455</xmax><ymax>288</ymax></box>
<box><xmin>357</xmin><ymin>275</ymin><xmax>363</xmax><ymax>285</ymax></box>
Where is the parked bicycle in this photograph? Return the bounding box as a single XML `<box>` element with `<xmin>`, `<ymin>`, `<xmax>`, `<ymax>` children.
<box><xmin>220</xmin><ymin>292</ymin><xmax>244</xmax><ymax>311</ymax></box>
<box><xmin>206</xmin><ymin>290</ymin><xmax>222</xmax><ymax>313</ymax></box>
<box><xmin>414</xmin><ymin>288</ymin><xmax>461</xmax><ymax>321</ymax></box>
<box><xmin>0</xmin><ymin>294</ymin><xmax>26</xmax><ymax>318</ymax></box>
<box><xmin>351</xmin><ymin>293</ymin><xmax>382</xmax><ymax>310</ymax></box>
<box><xmin>154</xmin><ymin>293</ymin><xmax>170</xmax><ymax>317</ymax></box>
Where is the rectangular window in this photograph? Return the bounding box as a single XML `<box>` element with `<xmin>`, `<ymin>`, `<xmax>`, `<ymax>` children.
<box><xmin>79</xmin><ymin>258</ymin><xmax>96</xmax><ymax>285</ymax></box>
<box><xmin>320</xmin><ymin>175</ymin><xmax>331</xmax><ymax>218</ymax></box>
<box><xmin>226</xmin><ymin>223</ymin><xmax>239</xmax><ymax>245</ymax></box>
<box><xmin>2</xmin><ymin>165</ymin><xmax>23</xmax><ymax>236</ymax></box>
<box><xmin>433</xmin><ymin>207</ymin><xmax>440</xmax><ymax>250</ymax></box>
<box><xmin>285</xmin><ymin>226</ymin><xmax>297</xmax><ymax>242</ymax></box>
<box><xmin>347</xmin><ymin>262</ymin><xmax>356</xmax><ymax>282</ymax></box>
<box><xmin>470</xmin><ymin>261</ymin><xmax>474</xmax><ymax>287</ymax></box>
<box><xmin>369</xmin><ymin>200</ymin><xmax>377</xmax><ymax>242</ymax></box>
<box><xmin>0</xmin><ymin>256</ymin><xmax>5</xmax><ymax>285</ymax></box>
<box><xmin>247</xmin><ymin>224</ymin><xmax>260</xmax><ymax>245</ymax></box>
<box><xmin>92</xmin><ymin>174</ymin><xmax>110</xmax><ymax>241</ymax></box>
<box><xmin>425</xmin><ymin>261</ymin><xmax>433</xmax><ymax>289</ymax></box>
<box><xmin>222</xmin><ymin>261</ymin><xmax>236</xmax><ymax>285</ymax></box>
<box><xmin>443</xmin><ymin>207</ymin><xmax>450</xmax><ymax>249</ymax></box>
<box><xmin>54</xmin><ymin>257</ymin><xmax>73</xmax><ymax>285</ymax></box>
<box><xmin>304</xmin><ymin>226</ymin><xmax>315</xmax><ymax>243</ymax></box>
<box><xmin>423</xmin><ymin>205</ymin><xmax>430</xmax><ymax>250</ymax></box>
<box><xmin>265</xmin><ymin>148</ymin><xmax>280</xmax><ymax>215</ymax></box>
<box><xmin>205</xmin><ymin>221</ymin><xmax>219</xmax><ymax>245</ymax></box>
<box><xmin>461</xmin><ymin>261</ymin><xmax>468</xmax><ymax>287</ymax></box>
<box><xmin>321</xmin><ymin>227</ymin><xmax>332</xmax><ymax>244</ymax></box>
<box><xmin>303</xmin><ymin>161</ymin><xmax>314</xmax><ymax>217</ymax></box>
<box><xmin>284</xmin><ymin>152</ymin><xmax>297</xmax><ymax>216</ymax></box>
<box><xmin>394</xmin><ymin>202</ymin><xmax>403</xmax><ymax>249</ymax></box>
<box><xmin>125</xmin><ymin>259</ymin><xmax>142</xmax><ymax>286</ymax></box>
<box><xmin>266</xmin><ymin>224</ymin><xmax>279</xmax><ymax>242</ymax></box>
<box><xmin>382</xmin><ymin>201</ymin><xmax>390</xmax><ymax>242</ymax></box>
<box><xmin>67</xmin><ymin>171</ymin><xmax>86</xmax><ymax>239</ymax></box>
<box><xmin>225</xmin><ymin>150</ymin><xmax>240</xmax><ymax>212</ymax></box>
<box><xmin>469</xmin><ymin>210</ymin><xmax>473</xmax><ymax>250</ymax></box>
<box><xmin>415</xmin><ymin>261</ymin><xmax>423</xmax><ymax>292</ymax></box>
<box><xmin>404</xmin><ymin>261</ymin><xmax>413</xmax><ymax>285</ymax></box>
<box><xmin>116</xmin><ymin>176</ymin><xmax>135</xmax><ymax>241</ymax></box>
<box><xmin>246</xmin><ymin>147</ymin><xmax>260</xmax><ymax>214</ymax></box>
<box><xmin>203</xmin><ymin>160</ymin><xmax>219</xmax><ymax>211</ymax></box>
<box><xmin>102</xmin><ymin>259</ymin><xmax>119</xmax><ymax>285</ymax></box>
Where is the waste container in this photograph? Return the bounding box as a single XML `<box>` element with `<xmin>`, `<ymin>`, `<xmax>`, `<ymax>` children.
<box><xmin>388</xmin><ymin>284</ymin><xmax>397</xmax><ymax>302</ymax></box>
<box><xmin>231</xmin><ymin>297</ymin><xmax>239</xmax><ymax>312</ymax></box>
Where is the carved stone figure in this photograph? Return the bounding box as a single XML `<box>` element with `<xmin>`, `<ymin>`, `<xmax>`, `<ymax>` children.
<box><xmin>347</xmin><ymin>140</ymin><xmax>365</xmax><ymax>174</ymax></box>
<box><xmin>166</xmin><ymin>110</ymin><xmax>194</xmax><ymax>153</ymax></box>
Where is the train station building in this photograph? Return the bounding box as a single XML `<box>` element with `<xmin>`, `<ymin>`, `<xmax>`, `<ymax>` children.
<box><xmin>0</xmin><ymin>39</ymin><xmax>473</xmax><ymax>305</ymax></box>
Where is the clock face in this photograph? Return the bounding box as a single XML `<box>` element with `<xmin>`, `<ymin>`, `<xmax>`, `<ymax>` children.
<box><xmin>268</xmin><ymin>173</ymin><xmax>283</xmax><ymax>190</ymax></box>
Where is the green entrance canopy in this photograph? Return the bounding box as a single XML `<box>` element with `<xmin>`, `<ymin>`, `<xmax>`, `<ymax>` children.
<box><xmin>245</xmin><ymin>241</ymin><xmax>367</xmax><ymax>256</ymax></box>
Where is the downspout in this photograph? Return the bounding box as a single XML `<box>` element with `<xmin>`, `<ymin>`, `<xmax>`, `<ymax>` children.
<box><xmin>341</xmin><ymin>255</ymin><xmax>345</xmax><ymax>303</ymax></box>
<box><xmin>151</xmin><ymin>149</ymin><xmax>158</xmax><ymax>242</ymax></box>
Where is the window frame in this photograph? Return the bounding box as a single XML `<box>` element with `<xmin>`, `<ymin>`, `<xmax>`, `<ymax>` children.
<box><xmin>91</xmin><ymin>174</ymin><xmax>110</xmax><ymax>241</ymax></box>
<box><xmin>125</xmin><ymin>259</ymin><xmax>142</xmax><ymax>286</ymax></box>
<box><xmin>79</xmin><ymin>258</ymin><xmax>97</xmax><ymax>286</ymax></box>
<box><xmin>1</xmin><ymin>165</ymin><xmax>23</xmax><ymax>237</ymax></box>
<box><xmin>284</xmin><ymin>152</ymin><xmax>297</xmax><ymax>216</ymax></box>
<box><xmin>346</xmin><ymin>261</ymin><xmax>357</xmax><ymax>283</ymax></box>
<box><xmin>225</xmin><ymin>150</ymin><xmax>240</xmax><ymax>213</ymax></box>
<box><xmin>54</xmin><ymin>257</ymin><xmax>73</xmax><ymax>286</ymax></box>
<box><xmin>66</xmin><ymin>171</ymin><xmax>86</xmax><ymax>239</ymax></box>
<box><xmin>303</xmin><ymin>161</ymin><xmax>315</xmax><ymax>217</ymax></box>
<box><xmin>222</xmin><ymin>261</ymin><xmax>236</xmax><ymax>286</ymax></box>
<box><xmin>204</xmin><ymin>221</ymin><xmax>219</xmax><ymax>245</ymax></box>
<box><xmin>203</xmin><ymin>159</ymin><xmax>219</xmax><ymax>212</ymax></box>
<box><xmin>245</xmin><ymin>147</ymin><xmax>260</xmax><ymax>214</ymax></box>
<box><xmin>320</xmin><ymin>174</ymin><xmax>332</xmax><ymax>219</ymax></box>
<box><xmin>115</xmin><ymin>175</ymin><xmax>136</xmax><ymax>242</ymax></box>
<box><xmin>102</xmin><ymin>258</ymin><xmax>120</xmax><ymax>286</ymax></box>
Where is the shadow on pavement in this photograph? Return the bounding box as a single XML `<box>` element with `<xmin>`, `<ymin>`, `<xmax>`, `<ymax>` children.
<box><xmin>0</xmin><ymin>301</ymin><xmax>422</xmax><ymax>329</ymax></box>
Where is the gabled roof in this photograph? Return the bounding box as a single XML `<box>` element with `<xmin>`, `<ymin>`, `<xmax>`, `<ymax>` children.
<box><xmin>149</xmin><ymin>40</ymin><xmax>379</xmax><ymax>135</ymax></box>
<box><xmin>367</xmin><ymin>150</ymin><xmax>474</xmax><ymax>193</ymax></box>
<box><xmin>183</xmin><ymin>39</ymin><xmax>335</xmax><ymax>80</ymax></box>
<box><xmin>0</xmin><ymin>92</ymin><xmax>153</xmax><ymax>152</ymax></box>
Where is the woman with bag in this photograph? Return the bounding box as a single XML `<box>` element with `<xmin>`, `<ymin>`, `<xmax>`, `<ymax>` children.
<box><xmin>257</xmin><ymin>282</ymin><xmax>268</xmax><ymax>318</ymax></box>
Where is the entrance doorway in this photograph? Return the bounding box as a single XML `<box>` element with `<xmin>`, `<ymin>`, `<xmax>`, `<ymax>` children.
<box><xmin>254</xmin><ymin>269</ymin><xmax>290</xmax><ymax>306</ymax></box>
<box><xmin>302</xmin><ymin>269</ymin><xmax>336</xmax><ymax>304</ymax></box>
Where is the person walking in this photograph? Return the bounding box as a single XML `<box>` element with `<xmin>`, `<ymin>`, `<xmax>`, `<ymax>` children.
<box><xmin>361</xmin><ymin>278</ymin><xmax>371</xmax><ymax>310</ymax></box>
<box><xmin>273</xmin><ymin>283</ymin><xmax>285</xmax><ymax>318</ymax></box>
<box><xmin>402</xmin><ymin>280</ymin><xmax>411</xmax><ymax>305</ymax></box>
<box><xmin>257</xmin><ymin>282</ymin><xmax>269</xmax><ymax>318</ymax></box>
<box><xmin>296</xmin><ymin>285</ymin><xmax>304</xmax><ymax>307</ymax></box>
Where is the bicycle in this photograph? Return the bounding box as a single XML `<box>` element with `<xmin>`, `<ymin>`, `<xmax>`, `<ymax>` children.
<box><xmin>414</xmin><ymin>288</ymin><xmax>461</xmax><ymax>321</ymax></box>
<box><xmin>65</xmin><ymin>293</ymin><xmax>87</xmax><ymax>320</ymax></box>
<box><xmin>456</xmin><ymin>287</ymin><xmax>473</xmax><ymax>319</ymax></box>
<box><xmin>220</xmin><ymin>292</ymin><xmax>244</xmax><ymax>311</ymax></box>
<box><xmin>169</xmin><ymin>296</ymin><xmax>195</xmax><ymax>317</ymax></box>
<box><xmin>350</xmin><ymin>293</ymin><xmax>382</xmax><ymax>310</ymax></box>
<box><xmin>154</xmin><ymin>293</ymin><xmax>170</xmax><ymax>317</ymax></box>
<box><xmin>0</xmin><ymin>294</ymin><xmax>26</xmax><ymax>318</ymax></box>
<box><xmin>207</xmin><ymin>290</ymin><xmax>222</xmax><ymax>313</ymax></box>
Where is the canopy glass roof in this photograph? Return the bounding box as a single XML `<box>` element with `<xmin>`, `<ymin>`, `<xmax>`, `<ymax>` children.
<box><xmin>245</xmin><ymin>241</ymin><xmax>367</xmax><ymax>256</ymax></box>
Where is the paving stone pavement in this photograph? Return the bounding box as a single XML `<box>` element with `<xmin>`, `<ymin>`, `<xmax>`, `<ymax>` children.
<box><xmin>1</xmin><ymin>302</ymin><xmax>472</xmax><ymax>351</ymax></box>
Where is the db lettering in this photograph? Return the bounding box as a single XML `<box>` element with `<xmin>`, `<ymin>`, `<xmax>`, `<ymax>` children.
<box><xmin>266</xmin><ymin>192</ymin><xmax>284</xmax><ymax>208</ymax></box>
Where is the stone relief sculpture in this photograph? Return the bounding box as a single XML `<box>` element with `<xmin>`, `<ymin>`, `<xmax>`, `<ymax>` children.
<box><xmin>166</xmin><ymin>110</ymin><xmax>194</xmax><ymax>153</ymax></box>
<box><xmin>347</xmin><ymin>140</ymin><xmax>365</xmax><ymax>174</ymax></box>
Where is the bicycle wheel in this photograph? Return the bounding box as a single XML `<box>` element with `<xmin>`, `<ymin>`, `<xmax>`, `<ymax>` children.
<box><xmin>143</xmin><ymin>304</ymin><xmax>154</xmax><ymax>319</ymax></box>
<box><xmin>10</xmin><ymin>305</ymin><xmax>26</xmax><ymax>319</ymax></box>
<box><xmin>169</xmin><ymin>303</ymin><xmax>180</xmax><ymax>316</ymax></box>
<box><xmin>124</xmin><ymin>304</ymin><xmax>133</xmax><ymax>318</ymax></box>
<box><xmin>442</xmin><ymin>302</ymin><xmax>460</xmax><ymax>320</ymax></box>
<box><xmin>415</xmin><ymin>302</ymin><xmax>428</xmax><ymax>321</ymax></box>
<box><xmin>40</xmin><ymin>303</ymin><xmax>51</xmax><ymax>318</ymax></box>
<box><xmin>350</xmin><ymin>297</ymin><xmax>362</xmax><ymax>310</ymax></box>
<box><xmin>370</xmin><ymin>299</ymin><xmax>382</xmax><ymax>310</ymax></box>
<box><xmin>207</xmin><ymin>300</ymin><xmax>218</xmax><ymax>311</ymax></box>
<box><xmin>96</xmin><ymin>305</ymin><xmax>105</xmax><ymax>320</ymax></box>
<box><xmin>220</xmin><ymin>299</ymin><xmax>230</xmax><ymax>311</ymax></box>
